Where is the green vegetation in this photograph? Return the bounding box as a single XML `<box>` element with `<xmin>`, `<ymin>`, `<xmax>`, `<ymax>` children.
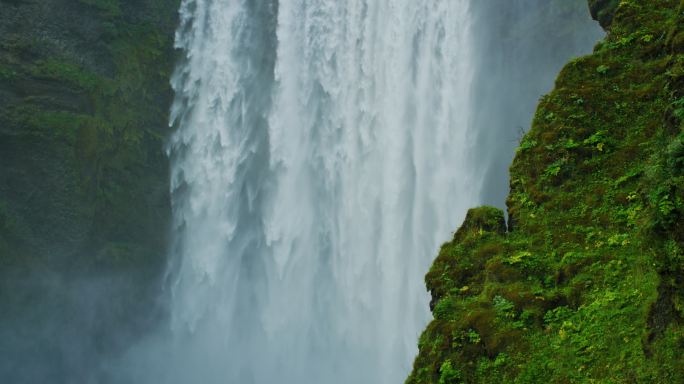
<box><xmin>407</xmin><ymin>0</ymin><xmax>684</xmax><ymax>382</ymax></box>
<box><xmin>0</xmin><ymin>0</ymin><xmax>178</xmax><ymax>270</ymax></box>
<box><xmin>0</xmin><ymin>1</ymin><xmax>179</xmax><ymax>371</ymax></box>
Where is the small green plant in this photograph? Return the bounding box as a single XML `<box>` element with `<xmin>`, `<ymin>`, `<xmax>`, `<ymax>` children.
<box><xmin>617</xmin><ymin>201</ymin><xmax>643</xmax><ymax>227</ymax></box>
<box><xmin>433</xmin><ymin>297</ymin><xmax>455</xmax><ymax>320</ymax></box>
<box><xmin>606</xmin><ymin>34</ymin><xmax>635</xmax><ymax>49</ymax></box>
<box><xmin>493</xmin><ymin>353</ymin><xmax>510</xmax><ymax>368</ymax></box>
<box><xmin>658</xmin><ymin>194</ymin><xmax>677</xmax><ymax>223</ymax></box>
<box><xmin>606</xmin><ymin>233</ymin><xmax>630</xmax><ymax>247</ymax></box>
<box><xmin>438</xmin><ymin>361</ymin><xmax>462</xmax><ymax>384</ymax></box>
<box><xmin>543</xmin><ymin>159</ymin><xmax>563</xmax><ymax>179</ymax></box>
<box><xmin>543</xmin><ymin>306</ymin><xmax>573</xmax><ymax>329</ymax></box>
<box><xmin>505</xmin><ymin>250</ymin><xmax>532</xmax><ymax>265</ymax></box>
<box><xmin>563</xmin><ymin>139</ymin><xmax>580</xmax><ymax>149</ymax></box>
<box><xmin>517</xmin><ymin>137</ymin><xmax>538</xmax><ymax>152</ymax></box>
<box><xmin>493</xmin><ymin>295</ymin><xmax>516</xmax><ymax>319</ymax></box>
<box><xmin>596</xmin><ymin>64</ymin><xmax>610</xmax><ymax>75</ymax></box>
<box><xmin>584</xmin><ymin>130</ymin><xmax>608</xmax><ymax>151</ymax></box>
<box><xmin>466</xmin><ymin>329</ymin><xmax>481</xmax><ymax>344</ymax></box>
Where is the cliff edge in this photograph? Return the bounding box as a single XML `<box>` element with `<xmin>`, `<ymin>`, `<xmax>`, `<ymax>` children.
<box><xmin>407</xmin><ymin>0</ymin><xmax>684</xmax><ymax>382</ymax></box>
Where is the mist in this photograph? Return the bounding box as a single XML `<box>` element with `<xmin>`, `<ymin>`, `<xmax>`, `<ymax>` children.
<box><xmin>467</xmin><ymin>1</ymin><xmax>603</xmax><ymax>207</ymax></box>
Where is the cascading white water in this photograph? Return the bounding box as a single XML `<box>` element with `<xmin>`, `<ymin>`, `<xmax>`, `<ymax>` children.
<box><xmin>165</xmin><ymin>1</ymin><xmax>473</xmax><ymax>383</ymax></box>
<box><xmin>106</xmin><ymin>1</ymin><xmax>601</xmax><ymax>383</ymax></box>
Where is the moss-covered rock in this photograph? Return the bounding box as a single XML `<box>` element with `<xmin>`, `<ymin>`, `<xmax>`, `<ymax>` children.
<box><xmin>0</xmin><ymin>0</ymin><xmax>179</xmax><ymax>379</ymax></box>
<box><xmin>455</xmin><ymin>207</ymin><xmax>507</xmax><ymax>240</ymax></box>
<box><xmin>425</xmin><ymin>207</ymin><xmax>507</xmax><ymax>308</ymax></box>
<box><xmin>408</xmin><ymin>0</ymin><xmax>684</xmax><ymax>382</ymax></box>
<box><xmin>0</xmin><ymin>0</ymin><xmax>178</xmax><ymax>270</ymax></box>
<box><xmin>588</xmin><ymin>0</ymin><xmax>620</xmax><ymax>29</ymax></box>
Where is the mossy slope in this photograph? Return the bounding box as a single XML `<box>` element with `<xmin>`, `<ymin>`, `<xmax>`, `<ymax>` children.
<box><xmin>408</xmin><ymin>1</ymin><xmax>684</xmax><ymax>382</ymax></box>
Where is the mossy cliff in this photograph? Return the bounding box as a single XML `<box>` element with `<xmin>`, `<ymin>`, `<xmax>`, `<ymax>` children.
<box><xmin>0</xmin><ymin>0</ymin><xmax>178</xmax><ymax>271</ymax></box>
<box><xmin>0</xmin><ymin>0</ymin><xmax>178</xmax><ymax>378</ymax></box>
<box><xmin>408</xmin><ymin>0</ymin><xmax>684</xmax><ymax>382</ymax></box>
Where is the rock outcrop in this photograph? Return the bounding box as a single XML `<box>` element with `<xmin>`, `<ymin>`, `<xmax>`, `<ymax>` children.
<box><xmin>408</xmin><ymin>0</ymin><xmax>684</xmax><ymax>382</ymax></box>
<box><xmin>589</xmin><ymin>0</ymin><xmax>620</xmax><ymax>29</ymax></box>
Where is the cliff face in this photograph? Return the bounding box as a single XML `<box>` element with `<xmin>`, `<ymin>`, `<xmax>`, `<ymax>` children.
<box><xmin>0</xmin><ymin>0</ymin><xmax>178</xmax><ymax>380</ymax></box>
<box><xmin>0</xmin><ymin>0</ymin><xmax>178</xmax><ymax>272</ymax></box>
<box><xmin>408</xmin><ymin>0</ymin><xmax>684</xmax><ymax>382</ymax></box>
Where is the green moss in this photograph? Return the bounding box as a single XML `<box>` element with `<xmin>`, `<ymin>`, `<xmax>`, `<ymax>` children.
<box><xmin>408</xmin><ymin>1</ymin><xmax>684</xmax><ymax>382</ymax></box>
<box><xmin>30</xmin><ymin>59</ymin><xmax>102</xmax><ymax>90</ymax></box>
<box><xmin>3</xmin><ymin>105</ymin><xmax>92</xmax><ymax>142</ymax></box>
<box><xmin>0</xmin><ymin>0</ymin><xmax>180</xmax><ymax>275</ymax></box>
<box><xmin>78</xmin><ymin>0</ymin><xmax>122</xmax><ymax>18</ymax></box>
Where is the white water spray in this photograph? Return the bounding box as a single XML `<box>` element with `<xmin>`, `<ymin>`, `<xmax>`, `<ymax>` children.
<box><xmin>166</xmin><ymin>1</ymin><xmax>472</xmax><ymax>383</ymax></box>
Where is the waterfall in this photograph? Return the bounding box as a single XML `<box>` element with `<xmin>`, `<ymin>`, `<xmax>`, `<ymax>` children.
<box><xmin>165</xmin><ymin>1</ymin><xmax>472</xmax><ymax>383</ymax></box>
<box><xmin>110</xmin><ymin>1</ymin><xmax>601</xmax><ymax>383</ymax></box>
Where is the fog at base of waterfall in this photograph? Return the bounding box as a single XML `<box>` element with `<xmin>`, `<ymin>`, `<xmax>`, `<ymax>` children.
<box><xmin>105</xmin><ymin>1</ymin><xmax>602</xmax><ymax>383</ymax></box>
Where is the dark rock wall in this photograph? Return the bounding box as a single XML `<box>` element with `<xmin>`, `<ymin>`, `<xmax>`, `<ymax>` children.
<box><xmin>589</xmin><ymin>0</ymin><xmax>620</xmax><ymax>28</ymax></box>
<box><xmin>0</xmin><ymin>0</ymin><xmax>179</xmax><ymax>381</ymax></box>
